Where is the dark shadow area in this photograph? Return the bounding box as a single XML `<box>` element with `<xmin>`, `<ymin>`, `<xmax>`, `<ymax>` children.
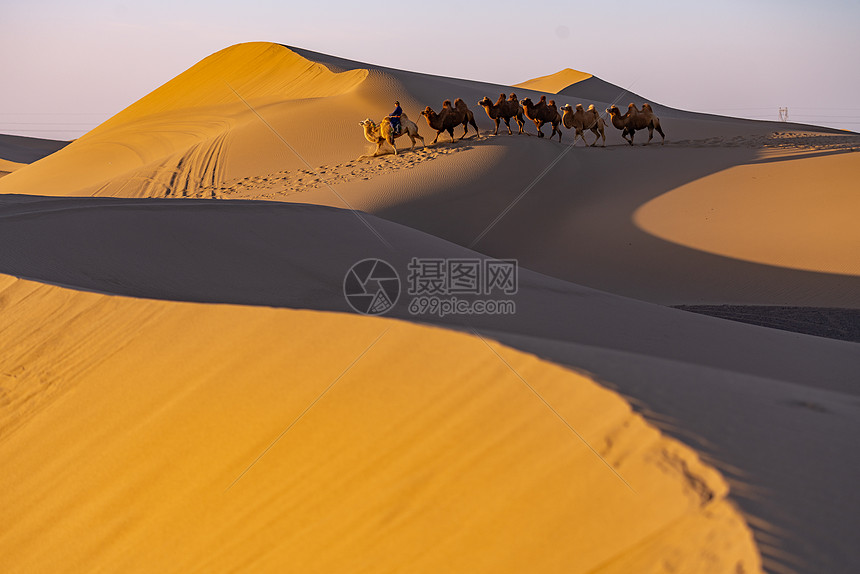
<box><xmin>371</xmin><ymin>140</ymin><xmax>860</xmax><ymax>308</ymax></box>
<box><xmin>0</xmin><ymin>133</ymin><xmax>70</xmax><ymax>164</ymax></box>
<box><xmin>675</xmin><ymin>305</ymin><xmax>860</xmax><ymax>343</ymax></box>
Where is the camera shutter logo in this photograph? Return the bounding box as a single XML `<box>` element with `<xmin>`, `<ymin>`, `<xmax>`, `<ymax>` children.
<box><xmin>343</xmin><ymin>259</ymin><xmax>401</xmax><ymax>315</ymax></box>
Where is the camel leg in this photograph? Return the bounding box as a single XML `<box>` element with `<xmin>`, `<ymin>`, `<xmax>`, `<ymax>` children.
<box><xmin>554</xmin><ymin>124</ymin><xmax>562</xmax><ymax>142</ymax></box>
<box><xmin>624</xmin><ymin>128</ymin><xmax>634</xmax><ymax>145</ymax></box>
<box><xmin>415</xmin><ymin>132</ymin><xmax>425</xmax><ymax>148</ymax></box>
<box><xmin>388</xmin><ymin>135</ymin><xmax>397</xmax><ymax>155</ymax></box>
<box><xmin>460</xmin><ymin>123</ymin><xmax>469</xmax><ymax>140</ymax></box>
<box><xmin>374</xmin><ymin>140</ymin><xmax>385</xmax><ymax>156</ymax></box>
<box><xmin>517</xmin><ymin>117</ymin><xmax>525</xmax><ymax>134</ymax></box>
<box><xmin>536</xmin><ymin>121</ymin><xmax>544</xmax><ymax>138</ymax></box>
<box><xmin>503</xmin><ymin>118</ymin><xmax>512</xmax><ymax>135</ymax></box>
<box><xmin>655</xmin><ymin>121</ymin><xmax>666</xmax><ymax>144</ymax></box>
<box><xmin>431</xmin><ymin>131</ymin><xmax>441</xmax><ymax>145</ymax></box>
<box><xmin>407</xmin><ymin>134</ymin><xmax>416</xmax><ymax>149</ymax></box>
<box><xmin>470</xmin><ymin>118</ymin><xmax>479</xmax><ymax>138</ymax></box>
<box><xmin>645</xmin><ymin>126</ymin><xmax>653</xmax><ymax>146</ymax></box>
<box><xmin>448</xmin><ymin>127</ymin><xmax>456</xmax><ymax>143</ymax></box>
<box><xmin>493</xmin><ymin>118</ymin><xmax>500</xmax><ymax>135</ymax></box>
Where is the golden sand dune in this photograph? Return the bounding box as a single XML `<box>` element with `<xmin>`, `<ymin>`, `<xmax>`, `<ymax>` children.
<box><xmin>0</xmin><ymin>43</ymin><xmax>369</xmax><ymax>197</ymax></box>
<box><xmin>0</xmin><ymin>275</ymin><xmax>759</xmax><ymax>573</ymax></box>
<box><xmin>635</xmin><ymin>151</ymin><xmax>860</xmax><ymax>276</ymax></box>
<box><xmin>515</xmin><ymin>68</ymin><xmax>593</xmax><ymax>94</ymax></box>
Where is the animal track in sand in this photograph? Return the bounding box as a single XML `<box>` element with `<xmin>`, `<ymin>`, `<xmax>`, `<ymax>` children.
<box><xmin>194</xmin><ymin>132</ymin><xmax>858</xmax><ymax>200</ymax></box>
<box><xmin>205</xmin><ymin>140</ymin><xmax>480</xmax><ymax>199</ymax></box>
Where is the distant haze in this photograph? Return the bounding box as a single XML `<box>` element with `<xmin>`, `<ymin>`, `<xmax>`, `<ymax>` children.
<box><xmin>3</xmin><ymin>0</ymin><xmax>859</xmax><ymax>140</ymax></box>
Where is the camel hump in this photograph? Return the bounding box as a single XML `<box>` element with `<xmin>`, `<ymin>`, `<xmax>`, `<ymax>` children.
<box><xmin>443</xmin><ymin>99</ymin><xmax>452</xmax><ymax>107</ymax></box>
<box><xmin>587</xmin><ymin>104</ymin><xmax>595</xmax><ymax>111</ymax></box>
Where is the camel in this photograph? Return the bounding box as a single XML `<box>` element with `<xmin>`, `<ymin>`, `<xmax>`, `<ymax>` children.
<box><xmin>420</xmin><ymin>98</ymin><xmax>480</xmax><ymax>144</ymax></box>
<box><xmin>478</xmin><ymin>93</ymin><xmax>526</xmax><ymax>135</ymax></box>
<box><xmin>606</xmin><ymin>103</ymin><xmax>666</xmax><ymax>145</ymax></box>
<box><xmin>521</xmin><ymin>95</ymin><xmax>562</xmax><ymax>141</ymax></box>
<box><xmin>359</xmin><ymin>113</ymin><xmax>424</xmax><ymax>156</ymax></box>
<box><xmin>560</xmin><ymin>103</ymin><xmax>606</xmax><ymax>146</ymax></box>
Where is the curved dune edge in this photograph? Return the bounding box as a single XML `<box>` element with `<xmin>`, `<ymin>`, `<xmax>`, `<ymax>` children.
<box><xmin>0</xmin><ymin>158</ymin><xmax>27</xmax><ymax>176</ymax></box>
<box><xmin>514</xmin><ymin>68</ymin><xmax>593</xmax><ymax>94</ymax></box>
<box><xmin>0</xmin><ymin>275</ymin><xmax>760</xmax><ymax>573</ymax></box>
<box><xmin>634</xmin><ymin>151</ymin><xmax>860</xmax><ymax>277</ymax></box>
<box><xmin>0</xmin><ymin>42</ymin><xmax>368</xmax><ymax>197</ymax></box>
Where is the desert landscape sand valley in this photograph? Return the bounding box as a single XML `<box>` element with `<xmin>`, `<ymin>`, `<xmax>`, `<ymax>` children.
<box><xmin>1</xmin><ymin>42</ymin><xmax>858</xmax><ymax>573</ymax></box>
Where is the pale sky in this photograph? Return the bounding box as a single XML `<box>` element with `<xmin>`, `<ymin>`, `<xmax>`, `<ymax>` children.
<box><xmin>3</xmin><ymin>0</ymin><xmax>859</xmax><ymax>140</ymax></box>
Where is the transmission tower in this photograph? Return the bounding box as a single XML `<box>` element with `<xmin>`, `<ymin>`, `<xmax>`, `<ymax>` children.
<box><xmin>778</xmin><ymin>107</ymin><xmax>789</xmax><ymax>122</ymax></box>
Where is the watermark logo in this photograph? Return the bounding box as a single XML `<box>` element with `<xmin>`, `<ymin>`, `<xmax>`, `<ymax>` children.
<box><xmin>343</xmin><ymin>257</ymin><xmax>518</xmax><ymax>318</ymax></box>
<box><xmin>343</xmin><ymin>258</ymin><xmax>401</xmax><ymax>315</ymax></box>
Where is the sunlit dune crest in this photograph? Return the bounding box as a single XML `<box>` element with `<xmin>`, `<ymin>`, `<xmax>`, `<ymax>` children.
<box><xmin>635</xmin><ymin>152</ymin><xmax>860</xmax><ymax>276</ymax></box>
<box><xmin>514</xmin><ymin>68</ymin><xmax>593</xmax><ymax>94</ymax></box>
<box><xmin>0</xmin><ymin>42</ymin><xmax>368</xmax><ymax>197</ymax></box>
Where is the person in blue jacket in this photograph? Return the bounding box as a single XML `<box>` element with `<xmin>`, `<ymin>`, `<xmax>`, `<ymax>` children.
<box><xmin>389</xmin><ymin>101</ymin><xmax>402</xmax><ymax>135</ymax></box>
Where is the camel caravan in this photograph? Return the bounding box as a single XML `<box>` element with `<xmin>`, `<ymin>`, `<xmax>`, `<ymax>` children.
<box><xmin>360</xmin><ymin>94</ymin><xmax>665</xmax><ymax>155</ymax></box>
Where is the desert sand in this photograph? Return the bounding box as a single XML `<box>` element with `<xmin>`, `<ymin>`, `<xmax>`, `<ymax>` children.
<box><xmin>1</xmin><ymin>42</ymin><xmax>858</xmax><ymax>573</ymax></box>
<box><xmin>514</xmin><ymin>68</ymin><xmax>593</xmax><ymax>94</ymax></box>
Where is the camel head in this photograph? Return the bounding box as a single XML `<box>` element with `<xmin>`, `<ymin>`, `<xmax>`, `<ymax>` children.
<box><xmin>420</xmin><ymin>106</ymin><xmax>434</xmax><ymax>118</ymax></box>
<box><xmin>607</xmin><ymin>105</ymin><xmax>621</xmax><ymax>117</ymax></box>
<box><xmin>560</xmin><ymin>103</ymin><xmax>573</xmax><ymax>112</ymax></box>
<box><xmin>521</xmin><ymin>97</ymin><xmax>534</xmax><ymax>108</ymax></box>
<box><xmin>509</xmin><ymin>92</ymin><xmax>517</xmax><ymax>100</ymax></box>
<box><xmin>359</xmin><ymin>118</ymin><xmax>377</xmax><ymax>129</ymax></box>
<box><xmin>478</xmin><ymin>96</ymin><xmax>493</xmax><ymax>107</ymax></box>
<box><xmin>539</xmin><ymin>95</ymin><xmax>547</xmax><ymax>103</ymax></box>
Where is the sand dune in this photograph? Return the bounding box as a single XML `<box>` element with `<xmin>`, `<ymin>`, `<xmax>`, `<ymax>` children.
<box><xmin>4</xmin><ymin>43</ymin><xmax>855</xmax><ymax>306</ymax></box>
<box><xmin>635</xmin><ymin>150</ymin><xmax>860</xmax><ymax>276</ymax></box>
<box><xmin>2</xmin><ymin>194</ymin><xmax>859</xmax><ymax>574</ymax></box>
<box><xmin>3</xmin><ymin>41</ymin><xmax>859</xmax><ymax>573</ymax></box>
<box><xmin>0</xmin><ymin>274</ymin><xmax>761</xmax><ymax>573</ymax></box>
<box><xmin>514</xmin><ymin>68</ymin><xmax>592</xmax><ymax>93</ymax></box>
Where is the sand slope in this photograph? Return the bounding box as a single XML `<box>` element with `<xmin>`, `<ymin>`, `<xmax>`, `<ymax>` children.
<box><xmin>0</xmin><ymin>43</ymin><xmax>368</xmax><ymax>197</ymax></box>
<box><xmin>635</xmin><ymin>151</ymin><xmax>860</xmax><ymax>276</ymax></box>
<box><xmin>0</xmin><ymin>275</ymin><xmax>760</xmax><ymax>573</ymax></box>
<box><xmin>4</xmin><ymin>43</ymin><xmax>855</xmax><ymax>306</ymax></box>
<box><xmin>1</xmin><ymin>194</ymin><xmax>858</xmax><ymax>574</ymax></box>
<box><xmin>514</xmin><ymin>68</ymin><xmax>593</xmax><ymax>93</ymax></box>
